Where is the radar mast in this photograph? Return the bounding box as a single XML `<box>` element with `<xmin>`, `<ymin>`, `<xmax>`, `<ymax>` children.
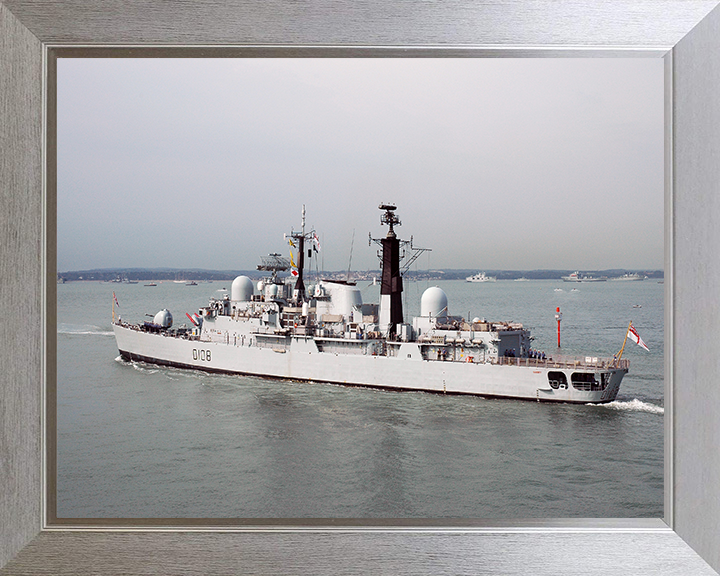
<box><xmin>285</xmin><ymin>205</ymin><xmax>317</xmax><ymax>304</ymax></box>
<box><xmin>370</xmin><ymin>204</ymin><xmax>430</xmax><ymax>337</ymax></box>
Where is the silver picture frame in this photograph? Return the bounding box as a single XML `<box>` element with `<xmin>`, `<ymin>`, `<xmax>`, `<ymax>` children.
<box><xmin>2</xmin><ymin>1</ymin><xmax>720</xmax><ymax>574</ymax></box>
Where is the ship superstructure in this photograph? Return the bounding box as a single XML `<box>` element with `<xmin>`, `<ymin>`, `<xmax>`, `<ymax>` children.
<box><xmin>113</xmin><ymin>204</ymin><xmax>628</xmax><ymax>403</ymax></box>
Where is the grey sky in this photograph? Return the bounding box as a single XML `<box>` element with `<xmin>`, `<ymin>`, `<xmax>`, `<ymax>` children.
<box><xmin>58</xmin><ymin>58</ymin><xmax>664</xmax><ymax>272</ymax></box>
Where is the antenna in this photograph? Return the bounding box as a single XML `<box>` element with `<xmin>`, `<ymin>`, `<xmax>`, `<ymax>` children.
<box><xmin>257</xmin><ymin>253</ymin><xmax>290</xmax><ymax>283</ymax></box>
<box><xmin>370</xmin><ymin>222</ymin><xmax>431</xmax><ymax>274</ymax></box>
<box><xmin>257</xmin><ymin>253</ymin><xmax>290</xmax><ymax>272</ymax></box>
<box><xmin>284</xmin><ymin>205</ymin><xmax>316</xmax><ymax>303</ymax></box>
<box><xmin>346</xmin><ymin>229</ymin><xmax>355</xmax><ymax>281</ymax></box>
<box><xmin>378</xmin><ymin>203</ymin><xmax>401</xmax><ymax>237</ymax></box>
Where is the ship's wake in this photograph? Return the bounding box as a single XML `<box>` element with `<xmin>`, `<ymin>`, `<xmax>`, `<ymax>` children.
<box><xmin>58</xmin><ymin>323</ymin><xmax>114</xmax><ymax>336</ymax></box>
<box><xmin>114</xmin><ymin>355</ymin><xmax>161</xmax><ymax>374</ymax></box>
<box><xmin>594</xmin><ymin>398</ymin><xmax>664</xmax><ymax>415</ymax></box>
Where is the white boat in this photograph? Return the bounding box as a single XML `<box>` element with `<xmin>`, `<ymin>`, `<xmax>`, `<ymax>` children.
<box><xmin>562</xmin><ymin>271</ymin><xmax>607</xmax><ymax>282</ymax></box>
<box><xmin>113</xmin><ymin>205</ymin><xmax>627</xmax><ymax>404</ymax></box>
<box><xmin>561</xmin><ymin>271</ymin><xmax>582</xmax><ymax>282</ymax></box>
<box><xmin>610</xmin><ymin>273</ymin><xmax>646</xmax><ymax>281</ymax></box>
<box><xmin>466</xmin><ymin>272</ymin><xmax>497</xmax><ymax>282</ymax></box>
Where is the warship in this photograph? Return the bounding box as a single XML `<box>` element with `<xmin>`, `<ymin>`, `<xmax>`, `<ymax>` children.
<box><xmin>113</xmin><ymin>204</ymin><xmax>629</xmax><ymax>403</ymax></box>
<box><xmin>561</xmin><ymin>271</ymin><xmax>608</xmax><ymax>283</ymax></box>
<box><xmin>465</xmin><ymin>272</ymin><xmax>497</xmax><ymax>282</ymax></box>
<box><xmin>609</xmin><ymin>273</ymin><xmax>646</xmax><ymax>281</ymax></box>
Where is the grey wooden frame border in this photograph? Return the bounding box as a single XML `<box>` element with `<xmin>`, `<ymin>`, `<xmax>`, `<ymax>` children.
<box><xmin>2</xmin><ymin>1</ymin><xmax>720</xmax><ymax>574</ymax></box>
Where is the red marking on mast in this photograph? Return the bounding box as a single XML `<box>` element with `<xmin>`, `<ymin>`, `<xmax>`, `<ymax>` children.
<box><xmin>555</xmin><ymin>306</ymin><xmax>562</xmax><ymax>348</ymax></box>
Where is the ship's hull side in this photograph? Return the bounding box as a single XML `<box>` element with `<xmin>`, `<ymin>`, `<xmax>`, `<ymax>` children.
<box><xmin>114</xmin><ymin>324</ymin><xmax>625</xmax><ymax>403</ymax></box>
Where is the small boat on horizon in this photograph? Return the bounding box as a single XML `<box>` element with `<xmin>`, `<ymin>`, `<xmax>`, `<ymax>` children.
<box><xmin>466</xmin><ymin>272</ymin><xmax>497</xmax><ymax>283</ymax></box>
<box><xmin>562</xmin><ymin>271</ymin><xmax>607</xmax><ymax>282</ymax></box>
<box><xmin>610</xmin><ymin>273</ymin><xmax>646</xmax><ymax>282</ymax></box>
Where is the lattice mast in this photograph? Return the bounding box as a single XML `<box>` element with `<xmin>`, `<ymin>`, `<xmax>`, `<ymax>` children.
<box><xmin>286</xmin><ymin>205</ymin><xmax>316</xmax><ymax>304</ymax></box>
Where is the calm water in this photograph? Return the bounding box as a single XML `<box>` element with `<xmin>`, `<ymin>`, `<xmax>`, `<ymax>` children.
<box><xmin>57</xmin><ymin>278</ymin><xmax>664</xmax><ymax>518</ymax></box>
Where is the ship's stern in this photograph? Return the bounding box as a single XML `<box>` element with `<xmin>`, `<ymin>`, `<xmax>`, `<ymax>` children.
<box><xmin>539</xmin><ymin>365</ymin><xmax>627</xmax><ymax>403</ymax></box>
<box><xmin>597</xmin><ymin>367</ymin><xmax>626</xmax><ymax>402</ymax></box>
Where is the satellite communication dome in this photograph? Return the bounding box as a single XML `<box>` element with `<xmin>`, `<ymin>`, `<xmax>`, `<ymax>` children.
<box><xmin>421</xmin><ymin>286</ymin><xmax>448</xmax><ymax>319</ymax></box>
<box><xmin>153</xmin><ymin>309</ymin><xmax>173</xmax><ymax>328</ymax></box>
<box><xmin>231</xmin><ymin>275</ymin><xmax>254</xmax><ymax>302</ymax></box>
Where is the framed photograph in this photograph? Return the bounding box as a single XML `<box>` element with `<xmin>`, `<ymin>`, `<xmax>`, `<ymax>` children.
<box><xmin>2</xmin><ymin>1</ymin><xmax>720</xmax><ymax>574</ymax></box>
<box><xmin>52</xmin><ymin>54</ymin><xmax>665</xmax><ymax>523</ymax></box>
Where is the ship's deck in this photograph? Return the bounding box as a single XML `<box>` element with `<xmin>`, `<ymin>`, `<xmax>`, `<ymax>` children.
<box><xmin>494</xmin><ymin>354</ymin><xmax>629</xmax><ymax>370</ymax></box>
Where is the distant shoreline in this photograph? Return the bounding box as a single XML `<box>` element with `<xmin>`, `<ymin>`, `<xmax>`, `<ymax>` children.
<box><xmin>57</xmin><ymin>268</ymin><xmax>664</xmax><ymax>283</ymax></box>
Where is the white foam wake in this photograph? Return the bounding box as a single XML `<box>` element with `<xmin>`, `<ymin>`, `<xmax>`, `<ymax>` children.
<box><xmin>115</xmin><ymin>355</ymin><xmax>160</xmax><ymax>374</ymax></box>
<box><xmin>597</xmin><ymin>398</ymin><xmax>664</xmax><ymax>415</ymax></box>
<box><xmin>58</xmin><ymin>323</ymin><xmax>114</xmax><ymax>336</ymax></box>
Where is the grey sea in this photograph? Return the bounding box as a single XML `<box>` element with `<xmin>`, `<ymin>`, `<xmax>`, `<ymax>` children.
<box><xmin>57</xmin><ymin>278</ymin><xmax>664</xmax><ymax>519</ymax></box>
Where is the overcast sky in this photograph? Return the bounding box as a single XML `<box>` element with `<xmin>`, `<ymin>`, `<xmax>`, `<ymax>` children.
<box><xmin>57</xmin><ymin>58</ymin><xmax>664</xmax><ymax>273</ymax></box>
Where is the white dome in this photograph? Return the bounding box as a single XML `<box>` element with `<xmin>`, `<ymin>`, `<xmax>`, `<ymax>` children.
<box><xmin>421</xmin><ymin>286</ymin><xmax>448</xmax><ymax>318</ymax></box>
<box><xmin>231</xmin><ymin>275</ymin><xmax>254</xmax><ymax>302</ymax></box>
<box><xmin>153</xmin><ymin>309</ymin><xmax>173</xmax><ymax>328</ymax></box>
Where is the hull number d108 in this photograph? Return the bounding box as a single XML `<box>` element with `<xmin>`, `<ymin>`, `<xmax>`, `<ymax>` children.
<box><xmin>193</xmin><ymin>349</ymin><xmax>211</xmax><ymax>362</ymax></box>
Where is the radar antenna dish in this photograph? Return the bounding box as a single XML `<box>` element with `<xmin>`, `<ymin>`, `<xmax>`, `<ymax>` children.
<box><xmin>257</xmin><ymin>253</ymin><xmax>290</xmax><ymax>272</ymax></box>
<box><xmin>378</xmin><ymin>203</ymin><xmax>401</xmax><ymax>236</ymax></box>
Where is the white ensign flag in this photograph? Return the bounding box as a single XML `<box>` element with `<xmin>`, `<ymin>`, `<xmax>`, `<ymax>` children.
<box><xmin>627</xmin><ymin>323</ymin><xmax>649</xmax><ymax>351</ymax></box>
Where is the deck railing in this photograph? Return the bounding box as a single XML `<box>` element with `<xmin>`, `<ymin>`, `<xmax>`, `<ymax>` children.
<box><xmin>493</xmin><ymin>355</ymin><xmax>629</xmax><ymax>370</ymax></box>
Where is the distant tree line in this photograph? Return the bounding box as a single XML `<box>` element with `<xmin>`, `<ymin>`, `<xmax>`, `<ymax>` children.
<box><xmin>57</xmin><ymin>268</ymin><xmax>664</xmax><ymax>282</ymax></box>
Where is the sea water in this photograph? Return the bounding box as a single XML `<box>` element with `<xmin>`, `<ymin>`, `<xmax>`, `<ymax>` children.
<box><xmin>57</xmin><ymin>278</ymin><xmax>663</xmax><ymax>518</ymax></box>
